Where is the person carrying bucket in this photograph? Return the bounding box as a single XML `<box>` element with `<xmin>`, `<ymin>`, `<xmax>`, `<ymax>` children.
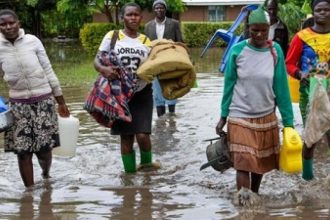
<box><xmin>285</xmin><ymin>0</ymin><xmax>330</xmax><ymax>181</ymax></box>
<box><xmin>216</xmin><ymin>3</ymin><xmax>294</xmax><ymax>204</ymax></box>
<box><xmin>0</xmin><ymin>9</ymin><xmax>71</xmax><ymax>187</ymax></box>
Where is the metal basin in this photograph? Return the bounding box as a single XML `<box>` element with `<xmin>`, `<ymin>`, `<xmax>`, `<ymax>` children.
<box><xmin>0</xmin><ymin>109</ymin><xmax>14</xmax><ymax>133</ymax></box>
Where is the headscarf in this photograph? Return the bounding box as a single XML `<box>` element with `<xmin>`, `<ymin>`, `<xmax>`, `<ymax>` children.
<box><xmin>153</xmin><ymin>0</ymin><xmax>167</xmax><ymax>9</ymax></box>
<box><xmin>248</xmin><ymin>6</ymin><xmax>270</xmax><ymax>25</ymax></box>
<box><xmin>312</xmin><ymin>0</ymin><xmax>330</xmax><ymax>10</ymax></box>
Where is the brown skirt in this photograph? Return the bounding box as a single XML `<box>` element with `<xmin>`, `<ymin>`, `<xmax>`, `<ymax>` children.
<box><xmin>228</xmin><ymin>112</ymin><xmax>280</xmax><ymax>174</ymax></box>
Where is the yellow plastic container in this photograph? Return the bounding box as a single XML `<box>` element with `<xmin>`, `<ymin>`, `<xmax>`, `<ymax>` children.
<box><xmin>288</xmin><ymin>75</ymin><xmax>300</xmax><ymax>103</ymax></box>
<box><xmin>279</xmin><ymin>127</ymin><xmax>303</xmax><ymax>173</ymax></box>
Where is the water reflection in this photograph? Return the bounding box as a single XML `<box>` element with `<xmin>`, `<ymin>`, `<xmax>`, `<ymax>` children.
<box><xmin>152</xmin><ymin>116</ymin><xmax>180</xmax><ymax>154</ymax></box>
<box><xmin>104</xmin><ymin>175</ymin><xmax>154</xmax><ymax>219</ymax></box>
<box><xmin>18</xmin><ymin>183</ymin><xmax>59</xmax><ymax>220</ymax></box>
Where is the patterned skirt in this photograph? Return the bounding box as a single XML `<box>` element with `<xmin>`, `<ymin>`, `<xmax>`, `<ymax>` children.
<box><xmin>4</xmin><ymin>97</ymin><xmax>60</xmax><ymax>155</ymax></box>
<box><xmin>227</xmin><ymin>112</ymin><xmax>280</xmax><ymax>174</ymax></box>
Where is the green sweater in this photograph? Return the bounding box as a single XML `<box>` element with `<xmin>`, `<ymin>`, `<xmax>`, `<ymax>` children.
<box><xmin>221</xmin><ymin>40</ymin><xmax>294</xmax><ymax>127</ymax></box>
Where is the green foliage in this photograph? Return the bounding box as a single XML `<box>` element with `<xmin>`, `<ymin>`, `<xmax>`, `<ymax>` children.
<box><xmin>79</xmin><ymin>22</ymin><xmax>241</xmax><ymax>54</ymax></box>
<box><xmin>26</xmin><ymin>0</ymin><xmax>38</xmax><ymax>7</ymax></box>
<box><xmin>165</xmin><ymin>0</ymin><xmax>186</xmax><ymax>13</ymax></box>
<box><xmin>182</xmin><ymin>22</ymin><xmax>243</xmax><ymax>47</ymax></box>
<box><xmin>41</xmin><ymin>9</ymin><xmax>91</xmax><ymax>38</ymax></box>
<box><xmin>278</xmin><ymin>2</ymin><xmax>306</xmax><ymax>38</ymax></box>
<box><xmin>79</xmin><ymin>23</ymin><xmax>122</xmax><ymax>55</ymax></box>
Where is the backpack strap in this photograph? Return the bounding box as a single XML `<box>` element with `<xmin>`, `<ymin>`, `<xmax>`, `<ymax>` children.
<box><xmin>110</xmin><ymin>30</ymin><xmax>119</xmax><ymax>50</ymax></box>
<box><xmin>142</xmin><ymin>34</ymin><xmax>147</xmax><ymax>44</ymax></box>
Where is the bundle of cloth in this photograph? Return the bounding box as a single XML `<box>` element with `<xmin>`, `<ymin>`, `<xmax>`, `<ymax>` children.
<box><xmin>84</xmin><ymin>50</ymin><xmax>137</xmax><ymax>128</ymax></box>
<box><xmin>137</xmin><ymin>39</ymin><xmax>196</xmax><ymax>100</ymax></box>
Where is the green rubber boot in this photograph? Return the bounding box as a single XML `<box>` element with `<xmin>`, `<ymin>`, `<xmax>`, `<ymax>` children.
<box><xmin>121</xmin><ymin>151</ymin><xmax>136</xmax><ymax>173</ymax></box>
<box><xmin>140</xmin><ymin>150</ymin><xmax>152</xmax><ymax>165</ymax></box>
<box><xmin>138</xmin><ymin>150</ymin><xmax>161</xmax><ymax>171</ymax></box>
<box><xmin>302</xmin><ymin>159</ymin><xmax>314</xmax><ymax>180</ymax></box>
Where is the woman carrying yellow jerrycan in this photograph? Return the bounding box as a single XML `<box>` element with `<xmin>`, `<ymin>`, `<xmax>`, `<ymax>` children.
<box><xmin>286</xmin><ymin>0</ymin><xmax>330</xmax><ymax>181</ymax></box>
<box><xmin>216</xmin><ymin>5</ymin><xmax>295</xmax><ymax>197</ymax></box>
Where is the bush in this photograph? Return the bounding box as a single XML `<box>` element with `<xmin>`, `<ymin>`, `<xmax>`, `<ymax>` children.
<box><xmin>79</xmin><ymin>23</ymin><xmax>149</xmax><ymax>55</ymax></box>
<box><xmin>79</xmin><ymin>21</ymin><xmax>242</xmax><ymax>54</ymax></box>
<box><xmin>79</xmin><ymin>23</ymin><xmax>122</xmax><ymax>55</ymax></box>
<box><xmin>182</xmin><ymin>22</ymin><xmax>242</xmax><ymax>48</ymax></box>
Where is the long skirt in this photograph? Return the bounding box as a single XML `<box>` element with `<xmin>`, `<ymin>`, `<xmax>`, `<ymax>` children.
<box><xmin>4</xmin><ymin>97</ymin><xmax>60</xmax><ymax>155</ymax></box>
<box><xmin>227</xmin><ymin>112</ymin><xmax>280</xmax><ymax>174</ymax></box>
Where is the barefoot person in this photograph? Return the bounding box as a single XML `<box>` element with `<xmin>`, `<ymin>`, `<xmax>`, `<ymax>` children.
<box><xmin>216</xmin><ymin>5</ymin><xmax>293</xmax><ymax>198</ymax></box>
<box><xmin>94</xmin><ymin>3</ymin><xmax>159</xmax><ymax>173</ymax></box>
<box><xmin>0</xmin><ymin>9</ymin><xmax>70</xmax><ymax>187</ymax></box>
<box><xmin>286</xmin><ymin>0</ymin><xmax>330</xmax><ymax>180</ymax></box>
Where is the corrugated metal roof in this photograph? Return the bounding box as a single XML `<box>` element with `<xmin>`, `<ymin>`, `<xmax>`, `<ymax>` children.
<box><xmin>183</xmin><ymin>0</ymin><xmax>264</xmax><ymax>6</ymax></box>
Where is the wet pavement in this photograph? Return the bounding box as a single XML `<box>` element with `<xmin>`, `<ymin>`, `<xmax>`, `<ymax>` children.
<box><xmin>0</xmin><ymin>73</ymin><xmax>329</xmax><ymax>219</ymax></box>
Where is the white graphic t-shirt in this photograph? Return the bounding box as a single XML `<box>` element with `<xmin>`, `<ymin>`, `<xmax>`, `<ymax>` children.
<box><xmin>99</xmin><ymin>30</ymin><xmax>151</xmax><ymax>91</ymax></box>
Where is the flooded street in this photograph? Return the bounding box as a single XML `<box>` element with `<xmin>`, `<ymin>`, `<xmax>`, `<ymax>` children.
<box><xmin>0</xmin><ymin>73</ymin><xmax>329</xmax><ymax>219</ymax></box>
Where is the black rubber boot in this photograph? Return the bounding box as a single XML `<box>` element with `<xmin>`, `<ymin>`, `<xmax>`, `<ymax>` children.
<box><xmin>156</xmin><ymin>106</ymin><xmax>166</xmax><ymax>117</ymax></box>
<box><xmin>168</xmin><ymin>105</ymin><xmax>175</xmax><ymax>113</ymax></box>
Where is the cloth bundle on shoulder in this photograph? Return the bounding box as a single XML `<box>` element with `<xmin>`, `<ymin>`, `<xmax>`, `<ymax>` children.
<box><xmin>137</xmin><ymin>39</ymin><xmax>196</xmax><ymax>100</ymax></box>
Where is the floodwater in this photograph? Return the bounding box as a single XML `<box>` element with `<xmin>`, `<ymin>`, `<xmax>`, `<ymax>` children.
<box><xmin>0</xmin><ymin>47</ymin><xmax>329</xmax><ymax>219</ymax></box>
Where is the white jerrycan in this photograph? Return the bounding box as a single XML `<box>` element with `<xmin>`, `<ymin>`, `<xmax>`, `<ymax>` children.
<box><xmin>52</xmin><ymin>115</ymin><xmax>79</xmax><ymax>157</ymax></box>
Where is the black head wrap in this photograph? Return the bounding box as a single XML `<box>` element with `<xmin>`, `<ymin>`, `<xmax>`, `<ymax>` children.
<box><xmin>311</xmin><ymin>0</ymin><xmax>330</xmax><ymax>10</ymax></box>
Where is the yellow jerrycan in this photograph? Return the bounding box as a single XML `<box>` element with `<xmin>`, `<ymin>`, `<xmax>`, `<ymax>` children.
<box><xmin>279</xmin><ymin>127</ymin><xmax>303</xmax><ymax>173</ymax></box>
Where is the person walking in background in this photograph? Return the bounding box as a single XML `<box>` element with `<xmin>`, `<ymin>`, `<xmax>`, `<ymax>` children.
<box><xmin>144</xmin><ymin>0</ymin><xmax>183</xmax><ymax>117</ymax></box>
<box><xmin>0</xmin><ymin>9</ymin><xmax>70</xmax><ymax>187</ymax></box>
<box><xmin>266</xmin><ymin>0</ymin><xmax>289</xmax><ymax>56</ymax></box>
<box><xmin>94</xmin><ymin>3</ymin><xmax>159</xmax><ymax>173</ymax></box>
<box><xmin>244</xmin><ymin>0</ymin><xmax>289</xmax><ymax>56</ymax></box>
<box><xmin>285</xmin><ymin>0</ymin><xmax>330</xmax><ymax>181</ymax></box>
<box><xmin>216</xmin><ymin>5</ymin><xmax>293</xmax><ymax>203</ymax></box>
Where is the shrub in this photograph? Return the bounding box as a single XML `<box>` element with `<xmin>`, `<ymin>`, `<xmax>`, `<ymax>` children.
<box><xmin>79</xmin><ymin>21</ymin><xmax>242</xmax><ymax>54</ymax></box>
<box><xmin>79</xmin><ymin>23</ymin><xmax>122</xmax><ymax>55</ymax></box>
<box><xmin>80</xmin><ymin>23</ymin><xmax>148</xmax><ymax>55</ymax></box>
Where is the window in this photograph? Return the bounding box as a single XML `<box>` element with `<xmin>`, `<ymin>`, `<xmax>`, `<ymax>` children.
<box><xmin>208</xmin><ymin>6</ymin><xmax>225</xmax><ymax>22</ymax></box>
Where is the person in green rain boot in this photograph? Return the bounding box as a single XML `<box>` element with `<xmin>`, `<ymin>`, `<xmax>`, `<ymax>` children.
<box><xmin>286</xmin><ymin>0</ymin><xmax>330</xmax><ymax>180</ymax></box>
<box><xmin>93</xmin><ymin>3</ymin><xmax>160</xmax><ymax>173</ymax></box>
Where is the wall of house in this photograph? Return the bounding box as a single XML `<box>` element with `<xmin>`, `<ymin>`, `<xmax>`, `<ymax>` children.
<box><xmin>226</xmin><ymin>5</ymin><xmax>242</xmax><ymax>21</ymax></box>
<box><xmin>180</xmin><ymin>6</ymin><xmax>208</xmax><ymax>22</ymax></box>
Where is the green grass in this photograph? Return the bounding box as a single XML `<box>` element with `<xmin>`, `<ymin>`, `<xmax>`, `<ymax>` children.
<box><xmin>52</xmin><ymin>58</ymin><xmax>98</xmax><ymax>87</ymax></box>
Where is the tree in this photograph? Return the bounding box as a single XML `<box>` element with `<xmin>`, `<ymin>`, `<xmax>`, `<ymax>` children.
<box><xmin>0</xmin><ymin>0</ymin><xmax>57</xmax><ymax>38</ymax></box>
<box><xmin>278</xmin><ymin>0</ymin><xmax>308</xmax><ymax>38</ymax></box>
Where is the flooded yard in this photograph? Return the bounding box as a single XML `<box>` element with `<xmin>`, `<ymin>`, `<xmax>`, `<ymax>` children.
<box><xmin>0</xmin><ymin>73</ymin><xmax>329</xmax><ymax>219</ymax></box>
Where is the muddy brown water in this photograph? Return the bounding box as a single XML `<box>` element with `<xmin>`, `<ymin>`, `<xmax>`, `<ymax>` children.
<box><xmin>0</xmin><ymin>47</ymin><xmax>329</xmax><ymax>219</ymax></box>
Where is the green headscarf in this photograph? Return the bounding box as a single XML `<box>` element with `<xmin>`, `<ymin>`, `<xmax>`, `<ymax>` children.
<box><xmin>248</xmin><ymin>5</ymin><xmax>270</xmax><ymax>25</ymax></box>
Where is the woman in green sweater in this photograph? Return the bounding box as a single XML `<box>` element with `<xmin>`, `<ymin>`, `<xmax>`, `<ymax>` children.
<box><xmin>215</xmin><ymin>6</ymin><xmax>294</xmax><ymax>201</ymax></box>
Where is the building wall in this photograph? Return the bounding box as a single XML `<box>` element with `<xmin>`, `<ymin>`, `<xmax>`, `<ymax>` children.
<box><xmin>226</xmin><ymin>5</ymin><xmax>242</xmax><ymax>21</ymax></box>
<box><xmin>180</xmin><ymin>6</ymin><xmax>208</xmax><ymax>22</ymax></box>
